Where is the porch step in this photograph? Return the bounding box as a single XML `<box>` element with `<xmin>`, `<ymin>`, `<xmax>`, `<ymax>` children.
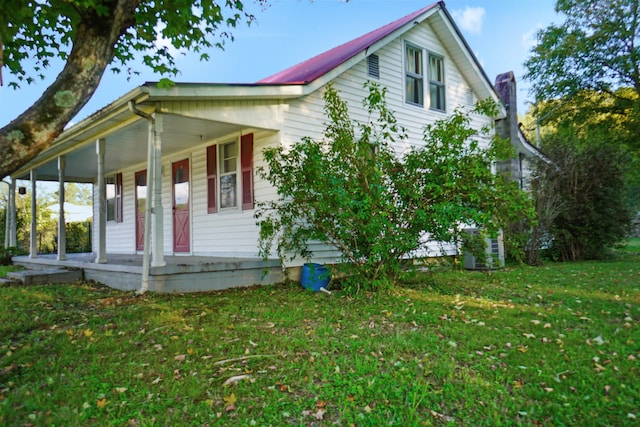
<box><xmin>0</xmin><ymin>277</ymin><xmax>20</xmax><ymax>287</ymax></box>
<box><xmin>7</xmin><ymin>268</ymin><xmax>83</xmax><ymax>286</ymax></box>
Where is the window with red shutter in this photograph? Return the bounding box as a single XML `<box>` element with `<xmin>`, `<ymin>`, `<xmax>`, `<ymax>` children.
<box><xmin>241</xmin><ymin>133</ymin><xmax>254</xmax><ymax>210</ymax></box>
<box><xmin>206</xmin><ymin>144</ymin><xmax>217</xmax><ymax>213</ymax></box>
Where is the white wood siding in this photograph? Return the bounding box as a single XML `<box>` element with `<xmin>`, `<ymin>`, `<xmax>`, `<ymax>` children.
<box><xmin>92</xmin><ymin>168</ymin><xmax>139</xmax><ymax>254</ymax></box>
<box><xmin>277</xmin><ymin>22</ymin><xmax>495</xmax><ymax>264</ymax></box>
<box><xmin>97</xmin><ymin>19</ymin><xmax>496</xmax><ymax>263</ymax></box>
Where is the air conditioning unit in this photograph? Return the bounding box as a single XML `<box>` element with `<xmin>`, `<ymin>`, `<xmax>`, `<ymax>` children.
<box><xmin>463</xmin><ymin>228</ymin><xmax>505</xmax><ymax>270</ymax></box>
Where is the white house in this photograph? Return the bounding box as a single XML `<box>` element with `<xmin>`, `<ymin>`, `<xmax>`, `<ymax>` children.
<box><xmin>7</xmin><ymin>1</ymin><xmax>534</xmax><ymax>292</ymax></box>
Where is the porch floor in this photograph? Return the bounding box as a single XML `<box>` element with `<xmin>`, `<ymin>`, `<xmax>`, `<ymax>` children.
<box><xmin>12</xmin><ymin>253</ymin><xmax>284</xmax><ymax>293</ymax></box>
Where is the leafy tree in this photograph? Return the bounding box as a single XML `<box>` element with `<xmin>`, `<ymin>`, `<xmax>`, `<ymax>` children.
<box><xmin>525</xmin><ymin>0</ymin><xmax>640</xmax><ymax>102</ymax></box>
<box><xmin>13</xmin><ymin>185</ymin><xmax>57</xmax><ymax>254</ymax></box>
<box><xmin>524</xmin><ymin>1</ymin><xmax>640</xmax><ymax>149</ymax></box>
<box><xmin>256</xmin><ymin>83</ymin><xmax>533</xmax><ymax>292</ymax></box>
<box><xmin>526</xmin><ymin>127</ymin><xmax>634</xmax><ymax>262</ymax></box>
<box><xmin>0</xmin><ymin>0</ymin><xmax>266</xmax><ymax>178</ymax></box>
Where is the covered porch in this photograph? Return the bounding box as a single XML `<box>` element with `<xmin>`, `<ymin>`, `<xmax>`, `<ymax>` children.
<box><xmin>6</xmin><ymin>83</ymin><xmax>291</xmax><ymax>292</ymax></box>
<box><xmin>12</xmin><ymin>253</ymin><xmax>283</xmax><ymax>293</ymax></box>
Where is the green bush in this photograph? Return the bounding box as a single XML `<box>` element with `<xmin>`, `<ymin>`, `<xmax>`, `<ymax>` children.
<box><xmin>256</xmin><ymin>83</ymin><xmax>533</xmax><ymax>292</ymax></box>
<box><xmin>65</xmin><ymin>220</ymin><xmax>92</xmax><ymax>253</ymax></box>
<box><xmin>526</xmin><ymin>130</ymin><xmax>634</xmax><ymax>262</ymax></box>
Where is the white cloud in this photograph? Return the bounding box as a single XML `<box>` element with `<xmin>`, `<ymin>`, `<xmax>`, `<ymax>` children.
<box><xmin>522</xmin><ymin>24</ymin><xmax>545</xmax><ymax>49</ymax></box>
<box><xmin>452</xmin><ymin>7</ymin><xmax>486</xmax><ymax>35</ymax></box>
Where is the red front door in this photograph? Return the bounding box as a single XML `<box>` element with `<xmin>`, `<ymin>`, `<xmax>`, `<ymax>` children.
<box><xmin>135</xmin><ymin>170</ymin><xmax>146</xmax><ymax>251</ymax></box>
<box><xmin>172</xmin><ymin>159</ymin><xmax>190</xmax><ymax>253</ymax></box>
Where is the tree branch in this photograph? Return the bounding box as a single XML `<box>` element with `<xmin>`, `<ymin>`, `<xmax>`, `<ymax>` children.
<box><xmin>0</xmin><ymin>0</ymin><xmax>141</xmax><ymax>178</ymax></box>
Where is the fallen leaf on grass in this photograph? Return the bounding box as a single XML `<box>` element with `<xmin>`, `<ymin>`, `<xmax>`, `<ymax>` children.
<box><xmin>114</xmin><ymin>387</ymin><xmax>127</xmax><ymax>394</ymax></box>
<box><xmin>594</xmin><ymin>363</ymin><xmax>606</xmax><ymax>372</ymax></box>
<box><xmin>222</xmin><ymin>375</ymin><xmax>251</xmax><ymax>387</ymax></box>
<box><xmin>174</xmin><ymin>354</ymin><xmax>186</xmax><ymax>362</ymax></box>
<box><xmin>312</xmin><ymin>409</ymin><xmax>325</xmax><ymax>420</ymax></box>
<box><xmin>430</xmin><ymin>410</ymin><xmax>455</xmax><ymax>422</ymax></box>
<box><xmin>96</xmin><ymin>397</ymin><xmax>108</xmax><ymax>408</ymax></box>
<box><xmin>303</xmin><ymin>409</ymin><xmax>326</xmax><ymax>420</ymax></box>
<box><xmin>523</xmin><ymin>333</ymin><xmax>536</xmax><ymax>339</ymax></box>
<box><xmin>223</xmin><ymin>393</ymin><xmax>237</xmax><ymax>411</ymax></box>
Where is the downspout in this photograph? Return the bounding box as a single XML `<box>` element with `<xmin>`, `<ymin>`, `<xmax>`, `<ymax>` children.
<box><xmin>128</xmin><ymin>100</ymin><xmax>155</xmax><ymax>294</ymax></box>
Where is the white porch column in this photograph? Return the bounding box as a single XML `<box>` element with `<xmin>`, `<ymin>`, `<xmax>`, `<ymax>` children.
<box><xmin>29</xmin><ymin>170</ymin><xmax>37</xmax><ymax>258</ymax></box>
<box><xmin>95</xmin><ymin>138</ymin><xmax>107</xmax><ymax>263</ymax></box>
<box><xmin>9</xmin><ymin>178</ymin><xmax>16</xmax><ymax>248</ymax></box>
<box><xmin>152</xmin><ymin>112</ymin><xmax>165</xmax><ymax>267</ymax></box>
<box><xmin>57</xmin><ymin>156</ymin><xmax>67</xmax><ymax>260</ymax></box>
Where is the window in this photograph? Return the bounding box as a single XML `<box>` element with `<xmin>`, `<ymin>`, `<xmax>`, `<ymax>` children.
<box><xmin>106</xmin><ymin>172</ymin><xmax>122</xmax><ymax>222</ymax></box>
<box><xmin>428</xmin><ymin>54</ymin><xmax>445</xmax><ymax>111</ymax></box>
<box><xmin>220</xmin><ymin>141</ymin><xmax>238</xmax><ymax>209</ymax></box>
<box><xmin>367</xmin><ymin>54</ymin><xmax>380</xmax><ymax>79</ymax></box>
<box><xmin>405</xmin><ymin>44</ymin><xmax>423</xmax><ymax>106</ymax></box>
<box><xmin>206</xmin><ymin>133</ymin><xmax>254</xmax><ymax>213</ymax></box>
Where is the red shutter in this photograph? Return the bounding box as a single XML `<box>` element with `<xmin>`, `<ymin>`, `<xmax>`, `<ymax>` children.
<box><xmin>115</xmin><ymin>172</ymin><xmax>123</xmax><ymax>223</ymax></box>
<box><xmin>241</xmin><ymin>133</ymin><xmax>254</xmax><ymax>210</ymax></box>
<box><xmin>207</xmin><ymin>145</ymin><xmax>217</xmax><ymax>213</ymax></box>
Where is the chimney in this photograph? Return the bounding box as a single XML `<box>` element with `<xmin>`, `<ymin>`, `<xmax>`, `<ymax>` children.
<box><xmin>494</xmin><ymin>71</ymin><xmax>519</xmax><ymax>144</ymax></box>
<box><xmin>494</xmin><ymin>71</ymin><xmax>520</xmax><ymax>181</ymax></box>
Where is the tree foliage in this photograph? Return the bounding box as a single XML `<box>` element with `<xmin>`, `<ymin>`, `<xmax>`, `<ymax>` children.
<box><xmin>0</xmin><ymin>0</ymin><xmax>266</xmax><ymax>178</ymax></box>
<box><xmin>256</xmin><ymin>83</ymin><xmax>533</xmax><ymax>292</ymax></box>
<box><xmin>525</xmin><ymin>0</ymin><xmax>640</xmax><ymax>100</ymax></box>
<box><xmin>524</xmin><ymin>0</ymin><xmax>640</xmax><ymax>150</ymax></box>
<box><xmin>526</xmin><ymin>127</ymin><xmax>634</xmax><ymax>262</ymax></box>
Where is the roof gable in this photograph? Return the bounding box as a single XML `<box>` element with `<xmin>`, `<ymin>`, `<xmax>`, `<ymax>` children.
<box><xmin>258</xmin><ymin>2</ymin><xmax>440</xmax><ymax>84</ymax></box>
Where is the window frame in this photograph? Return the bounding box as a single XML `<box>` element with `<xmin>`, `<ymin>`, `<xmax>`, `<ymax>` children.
<box><xmin>219</xmin><ymin>140</ymin><xmax>239</xmax><ymax>210</ymax></box>
<box><xmin>428</xmin><ymin>53</ymin><xmax>446</xmax><ymax>112</ymax></box>
<box><xmin>206</xmin><ymin>134</ymin><xmax>254</xmax><ymax>214</ymax></box>
<box><xmin>404</xmin><ymin>42</ymin><xmax>424</xmax><ymax>107</ymax></box>
<box><xmin>105</xmin><ymin>172</ymin><xmax>123</xmax><ymax>223</ymax></box>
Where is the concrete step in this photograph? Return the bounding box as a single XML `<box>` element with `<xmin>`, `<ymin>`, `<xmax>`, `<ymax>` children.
<box><xmin>0</xmin><ymin>277</ymin><xmax>20</xmax><ymax>287</ymax></box>
<box><xmin>7</xmin><ymin>268</ymin><xmax>83</xmax><ymax>285</ymax></box>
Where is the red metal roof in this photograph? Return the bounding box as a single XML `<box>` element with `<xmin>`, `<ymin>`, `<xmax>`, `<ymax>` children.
<box><xmin>257</xmin><ymin>2</ymin><xmax>441</xmax><ymax>85</ymax></box>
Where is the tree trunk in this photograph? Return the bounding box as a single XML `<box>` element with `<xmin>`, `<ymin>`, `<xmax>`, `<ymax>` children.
<box><xmin>0</xmin><ymin>0</ymin><xmax>140</xmax><ymax>178</ymax></box>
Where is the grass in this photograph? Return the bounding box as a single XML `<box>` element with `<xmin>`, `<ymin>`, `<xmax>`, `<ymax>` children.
<box><xmin>0</xmin><ymin>254</ymin><xmax>638</xmax><ymax>426</ymax></box>
<box><xmin>0</xmin><ymin>265</ymin><xmax>17</xmax><ymax>278</ymax></box>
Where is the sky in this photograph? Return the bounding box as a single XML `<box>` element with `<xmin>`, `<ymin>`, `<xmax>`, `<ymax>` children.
<box><xmin>0</xmin><ymin>0</ymin><xmax>560</xmax><ymax>128</ymax></box>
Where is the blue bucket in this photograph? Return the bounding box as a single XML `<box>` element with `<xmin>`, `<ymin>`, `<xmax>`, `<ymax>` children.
<box><xmin>300</xmin><ymin>263</ymin><xmax>331</xmax><ymax>292</ymax></box>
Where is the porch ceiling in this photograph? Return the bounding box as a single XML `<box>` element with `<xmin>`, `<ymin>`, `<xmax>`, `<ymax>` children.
<box><xmin>15</xmin><ymin>113</ymin><xmax>243</xmax><ymax>182</ymax></box>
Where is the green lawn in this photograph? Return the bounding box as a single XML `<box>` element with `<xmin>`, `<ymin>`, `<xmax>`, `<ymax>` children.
<box><xmin>0</xmin><ymin>255</ymin><xmax>638</xmax><ymax>426</ymax></box>
<box><xmin>0</xmin><ymin>266</ymin><xmax>16</xmax><ymax>278</ymax></box>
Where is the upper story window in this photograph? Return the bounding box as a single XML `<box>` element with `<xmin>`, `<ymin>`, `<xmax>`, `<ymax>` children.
<box><xmin>405</xmin><ymin>43</ymin><xmax>424</xmax><ymax>106</ymax></box>
<box><xmin>428</xmin><ymin>54</ymin><xmax>445</xmax><ymax>111</ymax></box>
